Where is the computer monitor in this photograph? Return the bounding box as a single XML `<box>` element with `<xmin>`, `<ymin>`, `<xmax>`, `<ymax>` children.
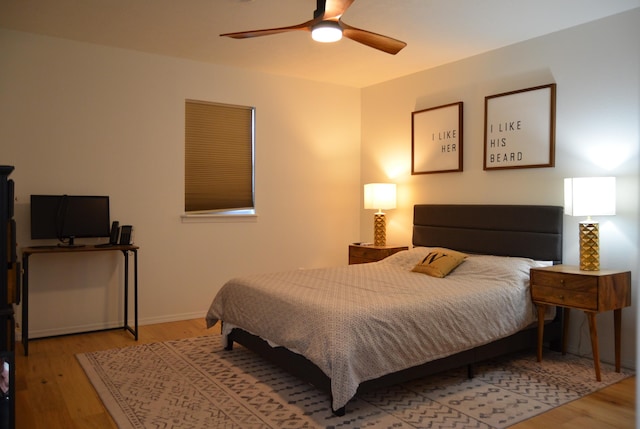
<box><xmin>30</xmin><ymin>195</ymin><xmax>110</xmax><ymax>246</ymax></box>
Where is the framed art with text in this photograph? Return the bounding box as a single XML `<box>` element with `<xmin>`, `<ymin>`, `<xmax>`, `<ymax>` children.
<box><xmin>412</xmin><ymin>102</ymin><xmax>463</xmax><ymax>174</ymax></box>
<box><xmin>484</xmin><ymin>83</ymin><xmax>556</xmax><ymax>170</ymax></box>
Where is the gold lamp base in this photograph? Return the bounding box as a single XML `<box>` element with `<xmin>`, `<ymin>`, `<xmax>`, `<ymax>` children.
<box><xmin>373</xmin><ymin>213</ymin><xmax>386</xmax><ymax>246</ymax></box>
<box><xmin>579</xmin><ymin>221</ymin><xmax>600</xmax><ymax>271</ymax></box>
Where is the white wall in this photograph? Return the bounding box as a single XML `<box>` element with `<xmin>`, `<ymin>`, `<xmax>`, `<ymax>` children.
<box><xmin>361</xmin><ymin>9</ymin><xmax>639</xmax><ymax>369</ymax></box>
<box><xmin>0</xmin><ymin>29</ymin><xmax>362</xmax><ymax>337</ymax></box>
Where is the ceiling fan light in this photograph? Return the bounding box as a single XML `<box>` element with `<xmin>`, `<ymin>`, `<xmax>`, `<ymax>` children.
<box><xmin>311</xmin><ymin>21</ymin><xmax>342</xmax><ymax>43</ymax></box>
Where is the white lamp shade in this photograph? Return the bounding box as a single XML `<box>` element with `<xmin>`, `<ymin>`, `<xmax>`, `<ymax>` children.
<box><xmin>564</xmin><ymin>177</ymin><xmax>616</xmax><ymax>217</ymax></box>
<box><xmin>364</xmin><ymin>183</ymin><xmax>396</xmax><ymax>211</ymax></box>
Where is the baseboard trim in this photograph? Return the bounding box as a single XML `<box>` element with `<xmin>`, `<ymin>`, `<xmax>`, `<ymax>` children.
<box><xmin>16</xmin><ymin>311</ymin><xmax>207</xmax><ymax>341</ymax></box>
<box><xmin>137</xmin><ymin>312</ymin><xmax>206</xmax><ymax>327</ymax></box>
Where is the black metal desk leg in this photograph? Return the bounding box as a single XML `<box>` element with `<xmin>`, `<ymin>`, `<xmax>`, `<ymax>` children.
<box><xmin>133</xmin><ymin>249</ymin><xmax>138</xmax><ymax>340</ymax></box>
<box><xmin>122</xmin><ymin>249</ymin><xmax>138</xmax><ymax>341</ymax></box>
<box><xmin>123</xmin><ymin>250</ymin><xmax>129</xmax><ymax>332</ymax></box>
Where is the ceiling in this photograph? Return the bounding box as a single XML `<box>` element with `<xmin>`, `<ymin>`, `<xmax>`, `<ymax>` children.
<box><xmin>1</xmin><ymin>0</ymin><xmax>638</xmax><ymax>88</ymax></box>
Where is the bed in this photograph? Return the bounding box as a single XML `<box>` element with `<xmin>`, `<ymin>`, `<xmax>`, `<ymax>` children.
<box><xmin>205</xmin><ymin>204</ymin><xmax>564</xmax><ymax>415</ymax></box>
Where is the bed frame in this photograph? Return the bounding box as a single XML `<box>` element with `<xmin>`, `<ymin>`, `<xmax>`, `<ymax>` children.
<box><xmin>225</xmin><ymin>204</ymin><xmax>565</xmax><ymax>415</ymax></box>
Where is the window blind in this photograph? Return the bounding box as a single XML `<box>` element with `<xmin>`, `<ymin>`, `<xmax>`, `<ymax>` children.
<box><xmin>185</xmin><ymin>100</ymin><xmax>254</xmax><ymax>213</ymax></box>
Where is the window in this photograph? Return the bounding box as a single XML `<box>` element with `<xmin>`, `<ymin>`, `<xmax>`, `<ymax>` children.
<box><xmin>184</xmin><ymin>100</ymin><xmax>255</xmax><ymax>215</ymax></box>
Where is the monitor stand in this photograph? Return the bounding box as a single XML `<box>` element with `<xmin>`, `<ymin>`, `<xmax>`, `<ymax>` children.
<box><xmin>57</xmin><ymin>237</ymin><xmax>85</xmax><ymax>248</ymax></box>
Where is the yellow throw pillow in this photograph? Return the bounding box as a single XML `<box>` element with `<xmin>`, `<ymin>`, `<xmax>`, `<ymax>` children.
<box><xmin>412</xmin><ymin>248</ymin><xmax>467</xmax><ymax>278</ymax></box>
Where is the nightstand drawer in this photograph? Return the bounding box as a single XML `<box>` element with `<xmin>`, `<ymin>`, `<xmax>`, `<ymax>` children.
<box><xmin>531</xmin><ymin>285</ymin><xmax>597</xmax><ymax>309</ymax></box>
<box><xmin>530</xmin><ymin>271</ymin><xmax>598</xmax><ymax>309</ymax></box>
<box><xmin>349</xmin><ymin>246</ymin><xmax>376</xmax><ymax>259</ymax></box>
<box><xmin>348</xmin><ymin>245</ymin><xmax>408</xmax><ymax>264</ymax></box>
<box><xmin>531</xmin><ymin>271</ymin><xmax>598</xmax><ymax>291</ymax></box>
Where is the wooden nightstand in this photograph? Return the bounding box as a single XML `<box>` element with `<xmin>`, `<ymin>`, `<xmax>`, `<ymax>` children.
<box><xmin>348</xmin><ymin>244</ymin><xmax>408</xmax><ymax>264</ymax></box>
<box><xmin>530</xmin><ymin>265</ymin><xmax>631</xmax><ymax>381</ymax></box>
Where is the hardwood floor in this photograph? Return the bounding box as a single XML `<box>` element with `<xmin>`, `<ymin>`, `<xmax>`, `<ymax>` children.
<box><xmin>14</xmin><ymin>319</ymin><xmax>636</xmax><ymax>428</ymax></box>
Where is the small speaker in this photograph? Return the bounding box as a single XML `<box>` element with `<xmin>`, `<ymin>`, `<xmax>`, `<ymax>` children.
<box><xmin>109</xmin><ymin>221</ymin><xmax>120</xmax><ymax>245</ymax></box>
<box><xmin>119</xmin><ymin>225</ymin><xmax>133</xmax><ymax>245</ymax></box>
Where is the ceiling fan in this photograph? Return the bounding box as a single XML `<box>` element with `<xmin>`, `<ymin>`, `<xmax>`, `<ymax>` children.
<box><xmin>220</xmin><ymin>0</ymin><xmax>407</xmax><ymax>55</ymax></box>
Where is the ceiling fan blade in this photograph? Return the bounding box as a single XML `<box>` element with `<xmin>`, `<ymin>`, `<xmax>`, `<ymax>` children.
<box><xmin>318</xmin><ymin>0</ymin><xmax>356</xmax><ymax>20</ymax></box>
<box><xmin>341</xmin><ymin>22</ymin><xmax>406</xmax><ymax>55</ymax></box>
<box><xmin>221</xmin><ymin>19</ymin><xmax>315</xmax><ymax>39</ymax></box>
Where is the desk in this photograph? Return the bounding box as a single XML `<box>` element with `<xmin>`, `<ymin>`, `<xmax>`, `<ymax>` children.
<box><xmin>21</xmin><ymin>244</ymin><xmax>139</xmax><ymax>356</ymax></box>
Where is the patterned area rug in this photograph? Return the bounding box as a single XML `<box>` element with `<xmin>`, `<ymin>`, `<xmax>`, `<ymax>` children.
<box><xmin>77</xmin><ymin>335</ymin><xmax>632</xmax><ymax>429</ymax></box>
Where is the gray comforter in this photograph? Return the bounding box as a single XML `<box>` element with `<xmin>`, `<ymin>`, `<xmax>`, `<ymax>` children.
<box><xmin>206</xmin><ymin>247</ymin><xmax>550</xmax><ymax>410</ymax></box>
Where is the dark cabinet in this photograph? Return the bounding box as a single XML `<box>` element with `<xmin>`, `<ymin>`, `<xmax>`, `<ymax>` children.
<box><xmin>0</xmin><ymin>165</ymin><xmax>16</xmax><ymax>429</ymax></box>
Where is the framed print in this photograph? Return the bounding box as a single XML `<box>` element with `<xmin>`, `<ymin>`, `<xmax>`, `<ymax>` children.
<box><xmin>412</xmin><ymin>102</ymin><xmax>463</xmax><ymax>174</ymax></box>
<box><xmin>484</xmin><ymin>83</ymin><xmax>556</xmax><ymax>170</ymax></box>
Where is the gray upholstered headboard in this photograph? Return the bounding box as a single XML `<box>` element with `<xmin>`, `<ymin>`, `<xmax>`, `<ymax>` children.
<box><xmin>413</xmin><ymin>204</ymin><xmax>563</xmax><ymax>264</ymax></box>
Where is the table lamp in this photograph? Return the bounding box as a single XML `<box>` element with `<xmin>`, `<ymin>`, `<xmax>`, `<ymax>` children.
<box><xmin>564</xmin><ymin>177</ymin><xmax>616</xmax><ymax>271</ymax></box>
<box><xmin>364</xmin><ymin>183</ymin><xmax>396</xmax><ymax>246</ymax></box>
